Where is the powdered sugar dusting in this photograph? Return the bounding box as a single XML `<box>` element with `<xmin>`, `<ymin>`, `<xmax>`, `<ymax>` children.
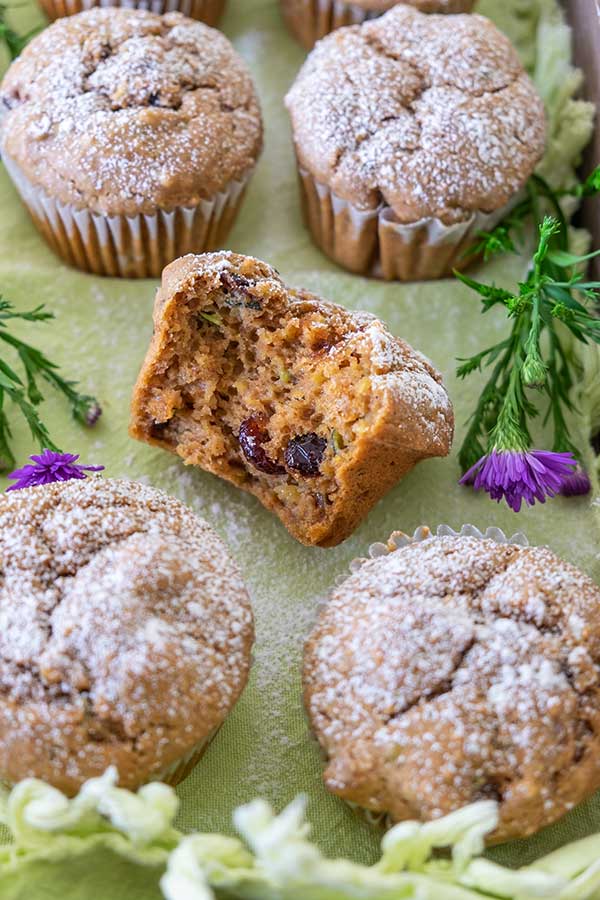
<box><xmin>0</xmin><ymin>477</ymin><xmax>254</xmax><ymax>791</ymax></box>
<box><xmin>0</xmin><ymin>8</ymin><xmax>262</xmax><ymax>215</ymax></box>
<box><xmin>304</xmin><ymin>535</ymin><xmax>600</xmax><ymax>839</ymax></box>
<box><xmin>285</xmin><ymin>6</ymin><xmax>546</xmax><ymax>223</ymax></box>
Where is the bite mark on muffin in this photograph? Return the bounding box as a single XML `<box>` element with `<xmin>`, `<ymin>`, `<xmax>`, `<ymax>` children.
<box><xmin>130</xmin><ymin>251</ymin><xmax>454</xmax><ymax>546</ymax></box>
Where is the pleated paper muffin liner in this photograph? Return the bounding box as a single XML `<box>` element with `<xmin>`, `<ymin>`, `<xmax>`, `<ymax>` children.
<box><xmin>3</xmin><ymin>154</ymin><xmax>252</xmax><ymax>279</ymax></box>
<box><xmin>298</xmin><ymin>166</ymin><xmax>515</xmax><ymax>281</ymax></box>
<box><xmin>38</xmin><ymin>0</ymin><xmax>226</xmax><ymax>25</ymax></box>
<box><xmin>155</xmin><ymin>724</ymin><xmax>221</xmax><ymax>787</ymax></box>
<box><xmin>344</xmin><ymin>522</ymin><xmax>530</xmax><ymax>582</ymax></box>
<box><xmin>281</xmin><ymin>0</ymin><xmax>378</xmax><ymax>49</ymax></box>
<box><xmin>331</xmin><ymin>523</ymin><xmax>530</xmax><ymax>829</ymax></box>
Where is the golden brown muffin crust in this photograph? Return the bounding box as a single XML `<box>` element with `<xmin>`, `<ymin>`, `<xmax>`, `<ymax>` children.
<box><xmin>130</xmin><ymin>251</ymin><xmax>453</xmax><ymax>547</ymax></box>
<box><xmin>285</xmin><ymin>7</ymin><xmax>546</xmax><ymax>224</ymax></box>
<box><xmin>304</xmin><ymin>536</ymin><xmax>600</xmax><ymax>842</ymax></box>
<box><xmin>0</xmin><ymin>478</ymin><xmax>254</xmax><ymax>794</ymax></box>
<box><xmin>0</xmin><ymin>8</ymin><xmax>262</xmax><ymax>216</ymax></box>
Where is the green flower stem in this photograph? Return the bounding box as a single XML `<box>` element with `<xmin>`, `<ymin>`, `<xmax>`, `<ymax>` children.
<box><xmin>456</xmin><ymin>170</ymin><xmax>600</xmax><ymax>475</ymax></box>
<box><xmin>458</xmin><ymin>338</ymin><xmax>516</xmax><ymax>473</ymax></box>
<box><xmin>0</xmin><ymin>297</ymin><xmax>102</xmax><ymax>470</ymax></box>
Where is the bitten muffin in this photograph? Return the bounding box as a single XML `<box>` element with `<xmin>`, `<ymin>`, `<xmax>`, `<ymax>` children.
<box><xmin>285</xmin><ymin>7</ymin><xmax>546</xmax><ymax>280</ymax></box>
<box><xmin>281</xmin><ymin>0</ymin><xmax>475</xmax><ymax>50</ymax></box>
<box><xmin>0</xmin><ymin>9</ymin><xmax>262</xmax><ymax>278</ymax></box>
<box><xmin>39</xmin><ymin>0</ymin><xmax>226</xmax><ymax>26</ymax></box>
<box><xmin>304</xmin><ymin>535</ymin><xmax>600</xmax><ymax>842</ymax></box>
<box><xmin>129</xmin><ymin>251</ymin><xmax>454</xmax><ymax>547</ymax></box>
<box><xmin>0</xmin><ymin>478</ymin><xmax>254</xmax><ymax>794</ymax></box>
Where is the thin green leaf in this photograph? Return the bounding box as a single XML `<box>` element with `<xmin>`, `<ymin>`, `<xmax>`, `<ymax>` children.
<box><xmin>0</xmin><ymin>357</ymin><xmax>23</xmax><ymax>387</ymax></box>
<box><xmin>543</xmin><ymin>284</ymin><xmax>590</xmax><ymax>314</ymax></box>
<box><xmin>576</xmin><ymin>164</ymin><xmax>600</xmax><ymax>197</ymax></box>
<box><xmin>0</xmin><ymin>292</ymin><xmax>102</xmax><ymax>462</ymax></box>
<box><xmin>454</xmin><ymin>271</ymin><xmax>516</xmax><ymax>307</ymax></box>
<box><xmin>547</xmin><ymin>247</ymin><xmax>600</xmax><ymax>267</ymax></box>
<box><xmin>0</xmin><ymin>391</ymin><xmax>15</xmax><ymax>471</ymax></box>
<box><xmin>0</xmin><ymin>301</ymin><xmax>53</xmax><ymax>324</ymax></box>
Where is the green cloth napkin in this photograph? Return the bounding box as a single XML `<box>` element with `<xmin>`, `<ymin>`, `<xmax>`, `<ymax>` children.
<box><xmin>0</xmin><ymin>0</ymin><xmax>599</xmax><ymax>896</ymax></box>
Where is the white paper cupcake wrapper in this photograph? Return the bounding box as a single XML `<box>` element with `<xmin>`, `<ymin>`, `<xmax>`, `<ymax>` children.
<box><xmin>39</xmin><ymin>0</ymin><xmax>225</xmax><ymax>22</ymax></box>
<box><xmin>298</xmin><ymin>166</ymin><xmax>518</xmax><ymax>280</ymax></box>
<box><xmin>154</xmin><ymin>725</ymin><xmax>221</xmax><ymax>787</ymax></box>
<box><xmin>2</xmin><ymin>154</ymin><xmax>251</xmax><ymax>278</ymax></box>
<box><xmin>322</xmin><ymin>0</ymin><xmax>379</xmax><ymax>24</ymax></box>
<box><xmin>338</xmin><ymin>523</ymin><xmax>530</xmax><ymax>587</ymax></box>
<box><xmin>282</xmin><ymin>0</ymin><xmax>378</xmax><ymax>48</ymax></box>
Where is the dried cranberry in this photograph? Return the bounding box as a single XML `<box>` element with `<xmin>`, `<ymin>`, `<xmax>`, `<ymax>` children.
<box><xmin>239</xmin><ymin>416</ymin><xmax>285</xmax><ymax>475</ymax></box>
<box><xmin>220</xmin><ymin>272</ymin><xmax>261</xmax><ymax>310</ymax></box>
<box><xmin>311</xmin><ymin>338</ymin><xmax>333</xmax><ymax>353</ymax></box>
<box><xmin>221</xmin><ymin>272</ymin><xmax>251</xmax><ymax>293</ymax></box>
<box><xmin>285</xmin><ymin>433</ymin><xmax>327</xmax><ymax>477</ymax></box>
<box><xmin>150</xmin><ymin>420</ymin><xmax>170</xmax><ymax>439</ymax></box>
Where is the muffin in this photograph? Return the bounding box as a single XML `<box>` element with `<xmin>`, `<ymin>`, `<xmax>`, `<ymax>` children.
<box><xmin>129</xmin><ymin>251</ymin><xmax>454</xmax><ymax>547</ymax></box>
<box><xmin>0</xmin><ymin>9</ymin><xmax>262</xmax><ymax>278</ymax></box>
<box><xmin>285</xmin><ymin>7</ymin><xmax>546</xmax><ymax>281</ymax></box>
<box><xmin>281</xmin><ymin>0</ymin><xmax>476</xmax><ymax>50</ymax></box>
<box><xmin>39</xmin><ymin>0</ymin><xmax>226</xmax><ymax>26</ymax></box>
<box><xmin>0</xmin><ymin>477</ymin><xmax>254</xmax><ymax>794</ymax></box>
<box><xmin>304</xmin><ymin>534</ymin><xmax>600</xmax><ymax>842</ymax></box>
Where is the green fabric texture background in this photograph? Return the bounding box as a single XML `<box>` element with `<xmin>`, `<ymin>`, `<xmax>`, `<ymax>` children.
<box><xmin>1</xmin><ymin>0</ymin><xmax>600</xmax><ymax>896</ymax></box>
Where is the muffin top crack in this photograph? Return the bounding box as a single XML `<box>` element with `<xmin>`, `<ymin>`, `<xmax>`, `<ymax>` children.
<box><xmin>285</xmin><ymin>6</ymin><xmax>546</xmax><ymax>223</ymax></box>
<box><xmin>0</xmin><ymin>478</ymin><xmax>254</xmax><ymax>793</ymax></box>
<box><xmin>304</xmin><ymin>536</ymin><xmax>600</xmax><ymax>841</ymax></box>
<box><xmin>0</xmin><ymin>8</ymin><xmax>263</xmax><ymax>214</ymax></box>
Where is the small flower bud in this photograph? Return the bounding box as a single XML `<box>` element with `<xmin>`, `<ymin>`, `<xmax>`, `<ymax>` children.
<box><xmin>73</xmin><ymin>397</ymin><xmax>102</xmax><ymax>428</ymax></box>
<box><xmin>521</xmin><ymin>353</ymin><xmax>547</xmax><ymax>389</ymax></box>
<box><xmin>84</xmin><ymin>401</ymin><xmax>102</xmax><ymax>427</ymax></box>
<box><xmin>559</xmin><ymin>464</ymin><xmax>592</xmax><ymax>497</ymax></box>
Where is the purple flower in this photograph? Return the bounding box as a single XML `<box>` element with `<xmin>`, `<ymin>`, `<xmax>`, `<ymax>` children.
<box><xmin>559</xmin><ymin>463</ymin><xmax>592</xmax><ymax>497</ymax></box>
<box><xmin>460</xmin><ymin>449</ymin><xmax>577</xmax><ymax>512</ymax></box>
<box><xmin>6</xmin><ymin>450</ymin><xmax>104</xmax><ymax>492</ymax></box>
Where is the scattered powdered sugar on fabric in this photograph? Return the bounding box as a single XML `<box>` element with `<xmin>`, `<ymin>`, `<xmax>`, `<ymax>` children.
<box><xmin>285</xmin><ymin>6</ymin><xmax>546</xmax><ymax>223</ymax></box>
<box><xmin>304</xmin><ymin>535</ymin><xmax>600</xmax><ymax>831</ymax></box>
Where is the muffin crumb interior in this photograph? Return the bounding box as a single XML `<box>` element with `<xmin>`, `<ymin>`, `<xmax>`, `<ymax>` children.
<box><xmin>132</xmin><ymin>252</ymin><xmax>453</xmax><ymax>545</ymax></box>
